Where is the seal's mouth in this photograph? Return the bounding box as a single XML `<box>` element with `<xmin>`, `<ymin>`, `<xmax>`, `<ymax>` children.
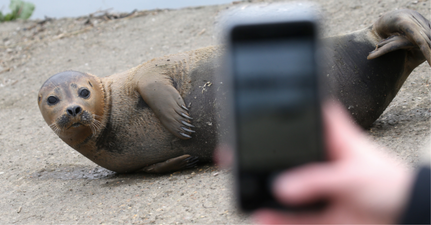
<box><xmin>58</xmin><ymin>110</ymin><xmax>92</xmax><ymax>130</ymax></box>
<box><xmin>71</xmin><ymin>122</ymin><xmax>83</xmax><ymax>128</ymax></box>
<box><xmin>53</xmin><ymin>110</ymin><xmax>103</xmax><ymax>136</ymax></box>
<box><xmin>66</xmin><ymin>122</ymin><xmax>84</xmax><ymax>129</ymax></box>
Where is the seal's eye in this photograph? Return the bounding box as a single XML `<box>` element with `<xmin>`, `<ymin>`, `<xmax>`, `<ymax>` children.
<box><xmin>47</xmin><ymin>96</ymin><xmax>59</xmax><ymax>105</ymax></box>
<box><xmin>79</xmin><ymin>88</ymin><xmax>90</xmax><ymax>99</ymax></box>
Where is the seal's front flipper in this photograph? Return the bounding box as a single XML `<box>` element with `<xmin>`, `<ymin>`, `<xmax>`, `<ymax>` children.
<box><xmin>138</xmin><ymin>80</ymin><xmax>195</xmax><ymax>139</ymax></box>
<box><xmin>143</xmin><ymin>155</ymin><xmax>199</xmax><ymax>173</ymax></box>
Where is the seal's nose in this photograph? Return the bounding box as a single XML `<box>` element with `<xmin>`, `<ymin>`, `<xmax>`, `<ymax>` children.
<box><xmin>66</xmin><ymin>105</ymin><xmax>82</xmax><ymax>117</ymax></box>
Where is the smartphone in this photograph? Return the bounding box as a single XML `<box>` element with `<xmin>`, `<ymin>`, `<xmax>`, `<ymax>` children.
<box><xmin>222</xmin><ymin>5</ymin><xmax>327</xmax><ymax>212</ymax></box>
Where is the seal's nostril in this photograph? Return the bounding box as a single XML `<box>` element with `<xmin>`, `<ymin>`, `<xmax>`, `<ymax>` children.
<box><xmin>67</xmin><ymin>109</ymin><xmax>74</xmax><ymax>116</ymax></box>
<box><xmin>66</xmin><ymin>105</ymin><xmax>82</xmax><ymax>117</ymax></box>
<box><xmin>75</xmin><ymin>106</ymin><xmax>82</xmax><ymax>115</ymax></box>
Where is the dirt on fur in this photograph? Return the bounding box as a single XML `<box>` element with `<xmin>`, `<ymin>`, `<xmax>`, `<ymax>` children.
<box><xmin>0</xmin><ymin>0</ymin><xmax>429</xmax><ymax>224</ymax></box>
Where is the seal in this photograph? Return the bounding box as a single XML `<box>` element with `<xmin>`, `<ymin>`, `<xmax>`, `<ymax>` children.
<box><xmin>38</xmin><ymin>9</ymin><xmax>430</xmax><ymax>173</ymax></box>
<box><xmin>38</xmin><ymin>47</ymin><xmax>222</xmax><ymax>173</ymax></box>
<box><xmin>324</xmin><ymin>9</ymin><xmax>431</xmax><ymax>128</ymax></box>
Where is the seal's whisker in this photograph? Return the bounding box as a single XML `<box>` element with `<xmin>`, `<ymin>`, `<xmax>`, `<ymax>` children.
<box><xmin>49</xmin><ymin>123</ymin><xmax>57</xmax><ymax>134</ymax></box>
<box><xmin>91</xmin><ymin>119</ymin><xmax>103</xmax><ymax>133</ymax></box>
<box><xmin>92</xmin><ymin>115</ymin><xmax>105</xmax><ymax>130</ymax></box>
<box><xmin>90</xmin><ymin>123</ymin><xmax>97</xmax><ymax>135</ymax></box>
<box><xmin>93</xmin><ymin>122</ymin><xmax>101</xmax><ymax>133</ymax></box>
<box><xmin>93</xmin><ymin>119</ymin><xmax>102</xmax><ymax>129</ymax></box>
<box><xmin>49</xmin><ymin>123</ymin><xmax>62</xmax><ymax>135</ymax></box>
<box><xmin>89</xmin><ymin>124</ymin><xmax>96</xmax><ymax>136</ymax></box>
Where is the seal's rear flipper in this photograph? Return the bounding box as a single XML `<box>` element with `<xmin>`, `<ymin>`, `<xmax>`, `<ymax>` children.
<box><xmin>367</xmin><ymin>35</ymin><xmax>415</xmax><ymax>59</ymax></box>
<box><xmin>142</xmin><ymin>154</ymin><xmax>199</xmax><ymax>173</ymax></box>
<box><xmin>368</xmin><ymin>9</ymin><xmax>431</xmax><ymax>66</ymax></box>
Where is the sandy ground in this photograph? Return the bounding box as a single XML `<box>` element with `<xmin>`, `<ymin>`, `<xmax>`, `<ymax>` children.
<box><xmin>0</xmin><ymin>0</ymin><xmax>430</xmax><ymax>224</ymax></box>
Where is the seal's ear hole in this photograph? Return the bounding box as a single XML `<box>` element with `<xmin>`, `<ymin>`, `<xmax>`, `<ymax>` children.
<box><xmin>78</xmin><ymin>88</ymin><xmax>90</xmax><ymax>99</ymax></box>
<box><xmin>47</xmin><ymin>96</ymin><xmax>59</xmax><ymax>105</ymax></box>
<box><xmin>88</xmin><ymin>81</ymin><xmax>93</xmax><ymax>87</ymax></box>
<box><xmin>38</xmin><ymin>95</ymin><xmax>41</xmax><ymax>103</ymax></box>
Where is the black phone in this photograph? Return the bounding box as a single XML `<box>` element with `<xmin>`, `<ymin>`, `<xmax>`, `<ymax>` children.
<box><xmin>222</xmin><ymin>5</ymin><xmax>327</xmax><ymax>212</ymax></box>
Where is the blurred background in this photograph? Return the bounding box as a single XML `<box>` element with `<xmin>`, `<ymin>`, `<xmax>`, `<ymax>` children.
<box><xmin>0</xmin><ymin>0</ymin><xmax>236</xmax><ymax>19</ymax></box>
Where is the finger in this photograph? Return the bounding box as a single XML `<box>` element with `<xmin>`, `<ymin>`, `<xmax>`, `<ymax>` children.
<box><xmin>272</xmin><ymin>163</ymin><xmax>347</xmax><ymax>205</ymax></box>
<box><xmin>253</xmin><ymin>209</ymin><xmax>326</xmax><ymax>225</ymax></box>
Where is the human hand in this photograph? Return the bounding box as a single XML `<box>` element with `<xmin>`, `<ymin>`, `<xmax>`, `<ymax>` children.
<box><xmin>252</xmin><ymin>102</ymin><xmax>414</xmax><ymax>224</ymax></box>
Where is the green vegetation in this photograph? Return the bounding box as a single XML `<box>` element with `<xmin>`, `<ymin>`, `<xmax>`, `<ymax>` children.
<box><xmin>0</xmin><ymin>0</ymin><xmax>35</xmax><ymax>22</ymax></box>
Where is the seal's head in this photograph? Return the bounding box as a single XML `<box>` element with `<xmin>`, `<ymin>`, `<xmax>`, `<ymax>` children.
<box><xmin>38</xmin><ymin>71</ymin><xmax>105</xmax><ymax>147</ymax></box>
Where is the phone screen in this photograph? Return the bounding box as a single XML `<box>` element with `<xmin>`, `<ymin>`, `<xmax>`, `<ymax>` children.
<box><xmin>230</xmin><ymin>22</ymin><xmax>326</xmax><ymax>210</ymax></box>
